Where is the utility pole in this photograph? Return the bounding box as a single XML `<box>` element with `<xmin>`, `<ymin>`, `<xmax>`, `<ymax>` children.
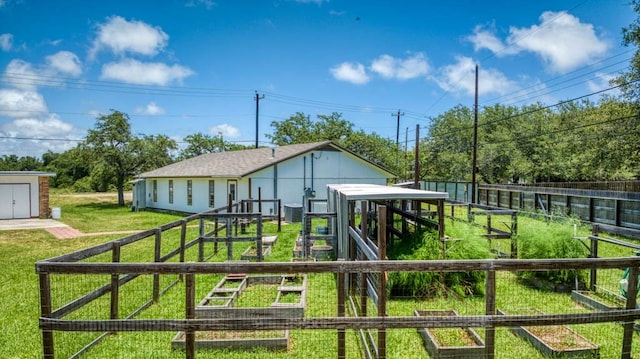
<box><xmin>404</xmin><ymin>127</ymin><xmax>409</xmax><ymax>180</ymax></box>
<box><xmin>471</xmin><ymin>64</ymin><xmax>479</xmax><ymax>204</ymax></box>
<box><xmin>414</xmin><ymin>124</ymin><xmax>420</xmax><ymax>190</ymax></box>
<box><xmin>391</xmin><ymin>109</ymin><xmax>404</xmax><ymax>150</ymax></box>
<box><xmin>254</xmin><ymin>91</ymin><xmax>265</xmax><ymax>149</ymax></box>
<box><xmin>392</xmin><ymin>109</ymin><xmax>404</xmax><ymax>171</ymax></box>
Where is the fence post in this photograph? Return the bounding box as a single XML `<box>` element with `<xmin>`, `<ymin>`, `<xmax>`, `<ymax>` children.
<box><xmin>487</xmin><ymin>214</ymin><xmax>492</xmax><ymax>248</ymax></box>
<box><xmin>226</xmin><ymin>217</ymin><xmax>233</xmax><ymax>260</ymax></box>
<box><xmin>485</xmin><ymin>269</ymin><xmax>496</xmax><ymax>359</ymax></box>
<box><xmin>185</xmin><ymin>273</ymin><xmax>195</xmax><ymax>359</ymax></box>
<box><xmin>214</xmin><ymin>210</ymin><xmax>219</xmax><ymax>254</ymax></box>
<box><xmin>39</xmin><ymin>273</ymin><xmax>54</xmax><ymax>359</ymax></box>
<box><xmin>621</xmin><ymin>266</ymin><xmax>638</xmax><ymax>359</ymax></box>
<box><xmin>511</xmin><ymin>213</ymin><xmax>518</xmax><ymax>258</ymax></box>
<box><xmin>153</xmin><ymin>228</ymin><xmax>161</xmax><ymax>302</ymax></box>
<box><xmin>198</xmin><ymin>217</ymin><xmax>204</xmax><ymax>262</ymax></box>
<box><xmin>359</xmin><ymin>201</ymin><xmax>368</xmax><ymax>310</ymax></box>
<box><xmin>590</xmin><ymin>225</ymin><xmax>599</xmax><ymax>291</ymax></box>
<box><xmin>179</xmin><ymin>220</ymin><xmax>187</xmax><ymax>278</ymax></box>
<box><xmin>337</xmin><ymin>260</ymin><xmax>346</xmax><ymax>359</ymax></box>
<box><xmin>257</xmin><ymin>215</ymin><xmax>263</xmax><ymax>262</ymax></box>
<box><xmin>277</xmin><ymin>199</ymin><xmax>282</xmax><ymax>232</ymax></box>
<box><xmin>377</xmin><ymin>205</ymin><xmax>387</xmax><ymax>359</ymax></box>
<box><xmin>111</xmin><ymin>241</ymin><xmax>121</xmax><ymax>324</ymax></box>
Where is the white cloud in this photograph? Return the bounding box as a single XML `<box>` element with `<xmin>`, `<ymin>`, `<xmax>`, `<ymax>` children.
<box><xmin>91</xmin><ymin>16</ymin><xmax>169</xmax><ymax>57</ymax></box>
<box><xmin>7</xmin><ymin>115</ymin><xmax>74</xmax><ymax>137</ymax></box>
<box><xmin>330</xmin><ymin>62</ymin><xmax>370</xmax><ymax>85</ymax></box>
<box><xmin>508</xmin><ymin>11</ymin><xmax>608</xmax><ymax>73</ymax></box>
<box><xmin>467</xmin><ymin>25</ymin><xmax>519</xmax><ymax>56</ymax></box>
<box><xmin>0</xmin><ymin>114</ymin><xmax>79</xmax><ymax>157</ymax></box>
<box><xmin>185</xmin><ymin>0</ymin><xmax>216</xmax><ymax>9</ymax></box>
<box><xmin>135</xmin><ymin>101</ymin><xmax>165</xmax><ymax>115</ymax></box>
<box><xmin>295</xmin><ymin>0</ymin><xmax>328</xmax><ymax>5</ymax></box>
<box><xmin>434</xmin><ymin>56</ymin><xmax>517</xmax><ymax>97</ymax></box>
<box><xmin>370</xmin><ymin>53</ymin><xmax>429</xmax><ymax>80</ymax></box>
<box><xmin>3</xmin><ymin>53</ymin><xmax>82</xmax><ymax>91</ymax></box>
<box><xmin>0</xmin><ymin>33</ymin><xmax>13</xmax><ymax>51</ymax></box>
<box><xmin>587</xmin><ymin>72</ymin><xmax>617</xmax><ymax>94</ymax></box>
<box><xmin>469</xmin><ymin>12</ymin><xmax>608</xmax><ymax>74</ymax></box>
<box><xmin>100</xmin><ymin>58</ymin><xmax>194</xmax><ymax>85</ymax></box>
<box><xmin>3</xmin><ymin>59</ymin><xmax>39</xmax><ymax>90</ymax></box>
<box><xmin>210</xmin><ymin>123</ymin><xmax>240</xmax><ymax>138</ymax></box>
<box><xmin>0</xmin><ymin>89</ymin><xmax>48</xmax><ymax>117</ymax></box>
<box><xmin>45</xmin><ymin>51</ymin><xmax>82</xmax><ymax>77</ymax></box>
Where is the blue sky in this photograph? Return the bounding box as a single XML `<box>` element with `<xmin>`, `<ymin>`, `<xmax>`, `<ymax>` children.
<box><xmin>0</xmin><ymin>0</ymin><xmax>636</xmax><ymax>157</ymax></box>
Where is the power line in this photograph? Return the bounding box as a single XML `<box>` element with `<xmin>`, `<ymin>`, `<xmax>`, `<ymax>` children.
<box><xmin>419</xmin><ymin>79</ymin><xmax>639</xmax><ymax>142</ymax></box>
<box><xmin>478</xmin><ymin>114</ymin><xmax>638</xmax><ymax>148</ymax></box>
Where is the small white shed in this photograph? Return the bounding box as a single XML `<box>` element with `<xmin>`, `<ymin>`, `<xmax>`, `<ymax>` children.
<box><xmin>0</xmin><ymin>171</ymin><xmax>56</xmax><ymax>219</ymax></box>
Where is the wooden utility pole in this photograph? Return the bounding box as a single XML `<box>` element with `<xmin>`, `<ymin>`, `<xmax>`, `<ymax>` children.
<box><xmin>414</xmin><ymin>124</ymin><xmax>420</xmax><ymax>189</ymax></box>
<box><xmin>391</xmin><ymin>109</ymin><xmax>404</xmax><ymax>150</ymax></box>
<box><xmin>471</xmin><ymin>64</ymin><xmax>479</xmax><ymax>204</ymax></box>
<box><xmin>392</xmin><ymin>109</ymin><xmax>404</xmax><ymax>170</ymax></box>
<box><xmin>254</xmin><ymin>91</ymin><xmax>265</xmax><ymax>149</ymax></box>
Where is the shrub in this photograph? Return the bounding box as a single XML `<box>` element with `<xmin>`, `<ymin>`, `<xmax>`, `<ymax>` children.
<box><xmin>516</xmin><ymin>218</ymin><xmax>589</xmax><ymax>289</ymax></box>
<box><xmin>387</xmin><ymin>226</ymin><xmax>491</xmax><ymax>298</ymax></box>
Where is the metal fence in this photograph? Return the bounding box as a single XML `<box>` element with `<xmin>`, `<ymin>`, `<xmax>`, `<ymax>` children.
<box><xmin>423</xmin><ymin>181</ymin><xmax>640</xmax><ymax>231</ymax></box>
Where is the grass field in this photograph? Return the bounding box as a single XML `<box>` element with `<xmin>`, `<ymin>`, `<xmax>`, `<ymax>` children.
<box><xmin>1</xmin><ymin>192</ymin><xmax>639</xmax><ymax>358</ymax></box>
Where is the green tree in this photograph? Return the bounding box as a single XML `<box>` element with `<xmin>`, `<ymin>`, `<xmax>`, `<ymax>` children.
<box><xmin>341</xmin><ymin>130</ymin><xmax>398</xmax><ymax>174</ymax></box>
<box><xmin>267</xmin><ymin>112</ymin><xmax>400</xmax><ymax>175</ymax></box>
<box><xmin>44</xmin><ymin>148</ymin><xmax>93</xmax><ymax>188</ymax></box>
<box><xmin>0</xmin><ymin>154</ymin><xmax>43</xmax><ymax>171</ymax></box>
<box><xmin>179</xmin><ymin>132</ymin><xmax>225</xmax><ymax>159</ymax></box>
<box><xmin>83</xmin><ymin>110</ymin><xmax>176</xmax><ymax>206</ymax></box>
<box><xmin>266</xmin><ymin>112</ymin><xmax>316</xmax><ymax>145</ymax></box>
<box><xmin>421</xmin><ymin>105</ymin><xmax>474</xmax><ymax>181</ymax></box>
<box><xmin>613</xmin><ymin>0</ymin><xmax>640</xmax><ymax>102</ymax></box>
<box><xmin>477</xmin><ymin>104</ymin><xmax>524</xmax><ymax>183</ymax></box>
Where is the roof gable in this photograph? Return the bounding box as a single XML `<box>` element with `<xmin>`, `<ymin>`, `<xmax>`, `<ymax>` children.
<box><xmin>140</xmin><ymin>141</ymin><xmax>393</xmax><ymax>179</ymax></box>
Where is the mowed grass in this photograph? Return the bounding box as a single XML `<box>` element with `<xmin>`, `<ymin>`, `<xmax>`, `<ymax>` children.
<box><xmin>2</xmin><ymin>192</ymin><xmax>640</xmax><ymax>358</ymax></box>
<box><xmin>0</xmin><ymin>192</ymin><xmax>183</xmax><ymax>359</ymax></box>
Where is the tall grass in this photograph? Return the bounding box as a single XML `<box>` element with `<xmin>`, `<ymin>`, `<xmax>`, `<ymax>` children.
<box><xmin>387</xmin><ymin>222</ymin><xmax>492</xmax><ymax>298</ymax></box>
<box><xmin>516</xmin><ymin>217</ymin><xmax>591</xmax><ymax>288</ymax></box>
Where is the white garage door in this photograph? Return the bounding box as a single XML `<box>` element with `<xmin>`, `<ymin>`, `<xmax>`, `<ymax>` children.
<box><xmin>0</xmin><ymin>184</ymin><xmax>31</xmax><ymax>219</ymax></box>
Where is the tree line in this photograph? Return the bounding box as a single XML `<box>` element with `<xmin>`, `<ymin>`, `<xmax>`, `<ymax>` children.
<box><xmin>422</xmin><ymin>96</ymin><xmax>639</xmax><ymax>184</ymax></box>
<box><xmin>2</xmin><ymin>95</ymin><xmax>638</xmax><ymax>205</ymax></box>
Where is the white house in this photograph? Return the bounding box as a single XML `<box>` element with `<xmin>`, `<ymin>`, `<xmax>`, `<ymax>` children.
<box><xmin>134</xmin><ymin>141</ymin><xmax>395</xmax><ymax>215</ymax></box>
<box><xmin>0</xmin><ymin>171</ymin><xmax>56</xmax><ymax>219</ymax></box>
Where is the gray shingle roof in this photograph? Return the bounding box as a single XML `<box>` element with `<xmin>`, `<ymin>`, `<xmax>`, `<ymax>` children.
<box><xmin>140</xmin><ymin>141</ymin><xmax>352</xmax><ymax>178</ymax></box>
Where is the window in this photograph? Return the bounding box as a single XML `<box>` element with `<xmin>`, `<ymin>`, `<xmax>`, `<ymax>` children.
<box><xmin>187</xmin><ymin>180</ymin><xmax>192</xmax><ymax>206</ymax></box>
<box><xmin>168</xmin><ymin>180</ymin><xmax>174</xmax><ymax>204</ymax></box>
<box><xmin>227</xmin><ymin>180</ymin><xmax>237</xmax><ymax>202</ymax></box>
<box><xmin>208</xmin><ymin>180</ymin><xmax>215</xmax><ymax>207</ymax></box>
<box><xmin>152</xmin><ymin>180</ymin><xmax>157</xmax><ymax>202</ymax></box>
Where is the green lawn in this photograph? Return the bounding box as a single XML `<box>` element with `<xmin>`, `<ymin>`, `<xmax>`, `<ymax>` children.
<box><xmin>1</xmin><ymin>193</ymin><xmax>639</xmax><ymax>358</ymax></box>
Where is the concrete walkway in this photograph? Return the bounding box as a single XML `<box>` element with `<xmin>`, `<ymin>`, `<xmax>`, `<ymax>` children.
<box><xmin>0</xmin><ymin>218</ymin><xmax>67</xmax><ymax>230</ymax></box>
<box><xmin>0</xmin><ymin>218</ymin><xmax>140</xmax><ymax>239</ymax></box>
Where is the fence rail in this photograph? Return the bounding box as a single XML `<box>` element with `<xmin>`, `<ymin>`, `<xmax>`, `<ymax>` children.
<box><xmin>36</xmin><ymin>258</ymin><xmax>640</xmax><ymax>358</ymax></box>
<box><xmin>423</xmin><ymin>181</ymin><xmax>640</xmax><ymax>231</ymax></box>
